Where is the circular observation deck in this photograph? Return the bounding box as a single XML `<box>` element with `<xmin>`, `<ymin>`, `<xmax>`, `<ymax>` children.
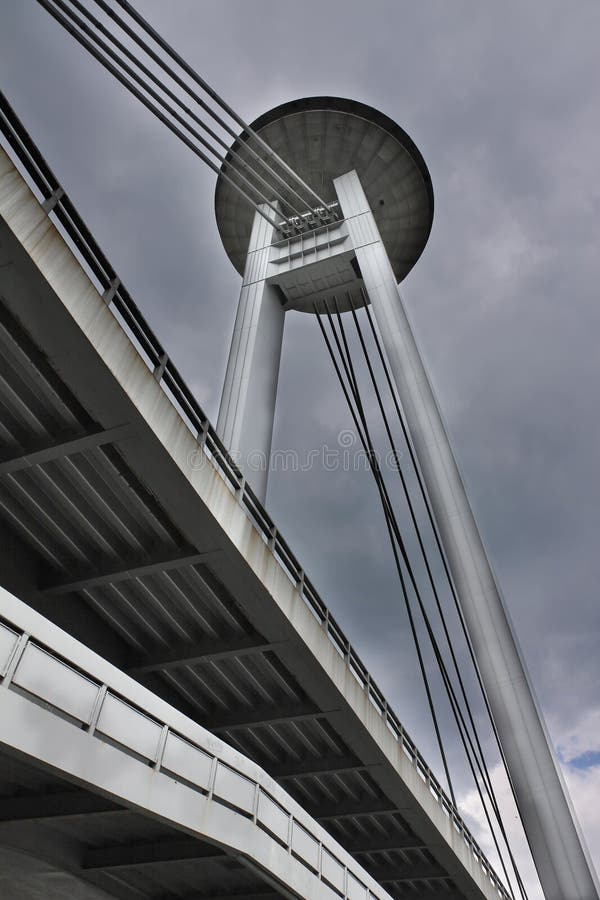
<box><xmin>214</xmin><ymin>97</ymin><xmax>434</xmax><ymax>284</ymax></box>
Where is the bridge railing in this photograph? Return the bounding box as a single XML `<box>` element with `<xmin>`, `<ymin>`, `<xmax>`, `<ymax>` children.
<box><xmin>0</xmin><ymin>90</ymin><xmax>510</xmax><ymax>900</ymax></box>
<box><xmin>0</xmin><ymin>592</ymin><xmax>395</xmax><ymax>900</ymax></box>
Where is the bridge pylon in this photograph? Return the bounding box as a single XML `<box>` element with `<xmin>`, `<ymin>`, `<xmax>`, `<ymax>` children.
<box><xmin>215</xmin><ymin>96</ymin><xmax>600</xmax><ymax>900</ymax></box>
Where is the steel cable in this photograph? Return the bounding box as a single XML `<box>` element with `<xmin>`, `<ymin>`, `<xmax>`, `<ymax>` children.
<box><xmin>360</xmin><ymin>293</ymin><xmax>529</xmax><ymax>898</ymax></box>
<box><xmin>60</xmin><ymin>0</ymin><xmax>309</xmax><ymax>222</ymax></box>
<box><xmin>322</xmin><ymin>300</ymin><xmax>516</xmax><ymax>897</ymax></box>
<box><xmin>112</xmin><ymin>0</ymin><xmax>333</xmax><ymax>214</ymax></box>
<box><xmin>315</xmin><ymin>299</ymin><xmax>457</xmax><ymax>808</ymax></box>
<box><xmin>317</xmin><ymin>299</ymin><xmax>526</xmax><ymax>899</ymax></box>
<box><xmin>338</xmin><ymin>298</ymin><xmax>526</xmax><ymax>898</ymax></box>
<box><xmin>347</xmin><ymin>293</ymin><xmax>528</xmax><ymax>898</ymax></box>
<box><xmin>82</xmin><ymin>0</ymin><xmax>327</xmax><ymax>219</ymax></box>
<box><xmin>37</xmin><ymin>0</ymin><xmax>289</xmax><ymax>224</ymax></box>
<box><xmin>35</xmin><ymin>0</ymin><xmax>283</xmax><ymax>229</ymax></box>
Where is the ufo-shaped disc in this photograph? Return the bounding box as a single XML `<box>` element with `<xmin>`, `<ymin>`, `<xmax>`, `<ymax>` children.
<box><xmin>215</xmin><ymin>96</ymin><xmax>434</xmax><ymax>284</ymax></box>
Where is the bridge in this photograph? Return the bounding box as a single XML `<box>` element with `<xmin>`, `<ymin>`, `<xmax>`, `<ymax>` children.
<box><xmin>0</xmin><ymin>98</ymin><xmax>509</xmax><ymax>900</ymax></box>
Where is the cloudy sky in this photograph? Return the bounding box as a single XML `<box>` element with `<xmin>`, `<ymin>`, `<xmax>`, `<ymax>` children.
<box><xmin>2</xmin><ymin>1</ymin><xmax>599</xmax><ymax>895</ymax></box>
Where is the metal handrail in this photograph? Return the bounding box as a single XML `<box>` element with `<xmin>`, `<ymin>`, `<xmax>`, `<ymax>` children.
<box><xmin>0</xmin><ymin>90</ymin><xmax>510</xmax><ymax>900</ymax></box>
<box><xmin>0</xmin><ymin>603</ymin><xmax>393</xmax><ymax>900</ymax></box>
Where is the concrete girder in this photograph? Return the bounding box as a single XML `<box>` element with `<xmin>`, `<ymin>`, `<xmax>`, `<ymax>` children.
<box><xmin>313</xmin><ymin>798</ymin><xmax>398</xmax><ymax>821</ymax></box>
<box><xmin>0</xmin><ymin>791</ymin><xmax>122</xmax><ymax>823</ymax></box>
<box><xmin>370</xmin><ymin>863</ymin><xmax>446</xmax><ymax>883</ymax></box>
<box><xmin>270</xmin><ymin>753</ymin><xmax>363</xmax><ymax>779</ymax></box>
<box><xmin>0</xmin><ymin>424</ymin><xmax>135</xmax><ymax>476</ymax></box>
<box><xmin>343</xmin><ymin>835</ymin><xmax>426</xmax><ymax>853</ymax></box>
<box><xmin>205</xmin><ymin>702</ymin><xmax>323</xmax><ymax>733</ymax></box>
<box><xmin>163</xmin><ymin>895</ymin><xmax>279</xmax><ymax>900</ymax></box>
<box><xmin>161</xmin><ymin>895</ymin><xmax>279</xmax><ymax>900</ymax></box>
<box><xmin>0</xmin><ymin>822</ymin><xmax>146</xmax><ymax>900</ymax></box>
<box><xmin>0</xmin><ymin>788</ymin><xmax>427</xmax><ymax>856</ymax></box>
<box><xmin>42</xmin><ymin>547</ymin><xmax>212</xmax><ymax>594</ymax></box>
<box><xmin>126</xmin><ymin>633</ymin><xmax>274</xmax><ymax>675</ymax></box>
<box><xmin>83</xmin><ymin>839</ymin><xmax>224</xmax><ymax>869</ymax></box>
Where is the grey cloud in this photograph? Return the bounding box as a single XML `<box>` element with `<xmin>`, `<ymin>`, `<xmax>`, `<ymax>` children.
<box><xmin>2</xmin><ymin>0</ymin><xmax>599</xmax><ymax>876</ymax></box>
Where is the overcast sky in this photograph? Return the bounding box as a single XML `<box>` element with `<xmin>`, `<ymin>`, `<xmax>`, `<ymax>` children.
<box><xmin>2</xmin><ymin>1</ymin><xmax>599</xmax><ymax>896</ymax></box>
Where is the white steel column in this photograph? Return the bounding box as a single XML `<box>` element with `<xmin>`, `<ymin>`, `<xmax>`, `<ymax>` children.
<box><xmin>217</xmin><ymin>204</ymin><xmax>284</xmax><ymax>502</ymax></box>
<box><xmin>334</xmin><ymin>169</ymin><xmax>600</xmax><ymax>900</ymax></box>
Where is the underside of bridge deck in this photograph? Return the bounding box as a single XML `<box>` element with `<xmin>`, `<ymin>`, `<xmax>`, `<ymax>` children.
<box><xmin>0</xmin><ymin>749</ymin><xmax>284</xmax><ymax>900</ymax></box>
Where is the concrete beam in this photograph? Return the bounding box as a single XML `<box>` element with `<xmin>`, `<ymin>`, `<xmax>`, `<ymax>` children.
<box><xmin>83</xmin><ymin>839</ymin><xmax>224</xmax><ymax>869</ymax></box>
<box><xmin>0</xmin><ymin>522</ymin><xmax>130</xmax><ymax>667</ymax></box>
<box><xmin>0</xmin><ymin>822</ymin><xmax>144</xmax><ymax>900</ymax></box>
<box><xmin>162</xmin><ymin>894</ymin><xmax>278</xmax><ymax>900</ymax></box>
<box><xmin>313</xmin><ymin>798</ymin><xmax>398</xmax><ymax>820</ymax></box>
<box><xmin>126</xmin><ymin>633</ymin><xmax>273</xmax><ymax>675</ymax></box>
<box><xmin>42</xmin><ymin>548</ymin><xmax>211</xmax><ymax>594</ymax></box>
<box><xmin>205</xmin><ymin>702</ymin><xmax>322</xmax><ymax>733</ymax></box>
<box><xmin>0</xmin><ymin>424</ymin><xmax>134</xmax><ymax>475</ymax></box>
<box><xmin>372</xmin><ymin>862</ymin><xmax>447</xmax><ymax>882</ymax></box>
<box><xmin>344</xmin><ymin>834</ymin><xmax>426</xmax><ymax>853</ymax></box>
<box><xmin>0</xmin><ymin>791</ymin><xmax>122</xmax><ymax>822</ymax></box>
<box><xmin>271</xmin><ymin>753</ymin><xmax>363</xmax><ymax>779</ymax></box>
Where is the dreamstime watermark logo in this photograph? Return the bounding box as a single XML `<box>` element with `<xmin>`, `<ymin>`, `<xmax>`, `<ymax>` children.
<box><xmin>188</xmin><ymin>429</ymin><xmax>402</xmax><ymax>473</ymax></box>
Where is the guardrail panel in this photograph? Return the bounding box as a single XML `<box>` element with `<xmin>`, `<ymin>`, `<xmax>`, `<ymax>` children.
<box><xmin>291</xmin><ymin>821</ymin><xmax>320</xmax><ymax>872</ymax></box>
<box><xmin>257</xmin><ymin>789</ymin><xmax>290</xmax><ymax>844</ymax></box>
<box><xmin>347</xmin><ymin>871</ymin><xmax>368</xmax><ymax>900</ymax></box>
<box><xmin>162</xmin><ymin>730</ymin><xmax>212</xmax><ymax>791</ymax></box>
<box><xmin>322</xmin><ymin>847</ymin><xmax>346</xmax><ymax>894</ymax></box>
<box><xmin>214</xmin><ymin>761</ymin><xmax>255</xmax><ymax>815</ymax></box>
<box><xmin>96</xmin><ymin>692</ymin><xmax>162</xmax><ymax>760</ymax></box>
<box><xmin>13</xmin><ymin>643</ymin><xmax>99</xmax><ymax>723</ymax></box>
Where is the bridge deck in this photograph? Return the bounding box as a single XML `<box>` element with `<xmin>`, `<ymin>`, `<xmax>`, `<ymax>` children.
<box><xmin>0</xmin><ymin>586</ymin><xmax>397</xmax><ymax>900</ymax></box>
<box><xmin>0</xmin><ymin>128</ymin><xmax>506</xmax><ymax>900</ymax></box>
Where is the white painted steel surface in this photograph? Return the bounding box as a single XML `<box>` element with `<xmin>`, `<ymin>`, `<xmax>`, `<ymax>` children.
<box><xmin>217</xmin><ymin>203</ymin><xmax>285</xmax><ymax>502</ymax></box>
<box><xmin>0</xmin><ymin>586</ymin><xmax>393</xmax><ymax>900</ymax></box>
<box><xmin>12</xmin><ymin>643</ymin><xmax>100</xmax><ymax>724</ymax></box>
<box><xmin>334</xmin><ymin>168</ymin><xmax>600</xmax><ymax>900</ymax></box>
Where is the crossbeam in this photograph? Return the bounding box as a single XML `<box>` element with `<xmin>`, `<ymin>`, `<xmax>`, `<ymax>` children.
<box><xmin>0</xmin><ymin>424</ymin><xmax>134</xmax><ymax>475</ymax></box>
<box><xmin>204</xmin><ymin>701</ymin><xmax>322</xmax><ymax>733</ymax></box>
<box><xmin>83</xmin><ymin>838</ymin><xmax>225</xmax><ymax>869</ymax></box>
<box><xmin>0</xmin><ymin>790</ymin><xmax>122</xmax><ymax>822</ymax></box>
<box><xmin>159</xmin><ymin>894</ymin><xmax>279</xmax><ymax>900</ymax></box>
<box><xmin>312</xmin><ymin>797</ymin><xmax>398</xmax><ymax>820</ymax></box>
<box><xmin>370</xmin><ymin>862</ymin><xmax>447</xmax><ymax>882</ymax></box>
<box><xmin>270</xmin><ymin>753</ymin><xmax>363</xmax><ymax>779</ymax></box>
<box><xmin>344</xmin><ymin>833</ymin><xmax>427</xmax><ymax>853</ymax></box>
<box><xmin>42</xmin><ymin>547</ymin><xmax>211</xmax><ymax>594</ymax></box>
<box><xmin>127</xmin><ymin>633</ymin><xmax>273</xmax><ymax>674</ymax></box>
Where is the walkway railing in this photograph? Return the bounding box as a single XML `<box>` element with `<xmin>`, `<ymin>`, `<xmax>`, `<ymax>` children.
<box><xmin>0</xmin><ymin>589</ymin><xmax>394</xmax><ymax>900</ymax></box>
<box><xmin>0</xmin><ymin>90</ymin><xmax>510</xmax><ymax>900</ymax></box>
